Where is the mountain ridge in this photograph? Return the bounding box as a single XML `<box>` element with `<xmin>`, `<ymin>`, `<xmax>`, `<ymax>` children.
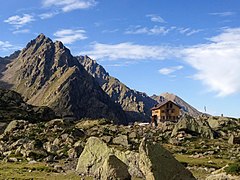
<box><xmin>77</xmin><ymin>55</ymin><xmax>157</xmax><ymax>122</ymax></box>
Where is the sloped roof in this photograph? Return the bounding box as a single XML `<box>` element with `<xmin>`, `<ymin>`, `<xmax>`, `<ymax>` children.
<box><xmin>151</xmin><ymin>100</ymin><xmax>181</xmax><ymax>110</ymax></box>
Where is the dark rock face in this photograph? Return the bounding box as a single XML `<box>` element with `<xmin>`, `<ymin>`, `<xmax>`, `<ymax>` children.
<box><xmin>77</xmin><ymin>55</ymin><xmax>157</xmax><ymax>122</ymax></box>
<box><xmin>0</xmin><ymin>88</ymin><xmax>55</xmax><ymax>122</ymax></box>
<box><xmin>151</xmin><ymin>92</ymin><xmax>203</xmax><ymax>117</ymax></box>
<box><xmin>0</xmin><ymin>34</ymin><xmax>126</xmax><ymax>124</ymax></box>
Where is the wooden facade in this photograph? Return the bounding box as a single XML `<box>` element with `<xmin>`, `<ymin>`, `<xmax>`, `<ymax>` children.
<box><xmin>151</xmin><ymin>100</ymin><xmax>181</xmax><ymax>125</ymax></box>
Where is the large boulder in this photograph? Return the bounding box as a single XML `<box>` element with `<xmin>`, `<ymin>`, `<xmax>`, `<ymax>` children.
<box><xmin>171</xmin><ymin>116</ymin><xmax>215</xmax><ymax>139</ymax></box>
<box><xmin>138</xmin><ymin>138</ymin><xmax>196</xmax><ymax>180</ymax></box>
<box><xmin>76</xmin><ymin>137</ymin><xmax>141</xmax><ymax>178</ymax></box>
<box><xmin>100</xmin><ymin>154</ymin><xmax>131</xmax><ymax>180</ymax></box>
<box><xmin>76</xmin><ymin>137</ymin><xmax>196</xmax><ymax>180</ymax></box>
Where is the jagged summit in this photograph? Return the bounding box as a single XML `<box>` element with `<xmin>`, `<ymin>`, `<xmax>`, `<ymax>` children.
<box><xmin>0</xmin><ymin>34</ymin><xmax>127</xmax><ymax>123</ymax></box>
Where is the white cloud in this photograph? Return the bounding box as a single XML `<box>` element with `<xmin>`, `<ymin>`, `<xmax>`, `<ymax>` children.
<box><xmin>53</xmin><ymin>29</ymin><xmax>87</xmax><ymax>44</ymax></box>
<box><xmin>159</xmin><ymin>66</ymin><xmax>183</xmax><ymax>75</ymax></box>
<box><xmin>82</xmin><ymin>28</ymin><xmax>240</xmax><ymax>97</ymax></box>
<box><xmin>0</xmin><ymin>40</ymin><xmax>20</xmax><ymax>52</ymax></box>
<box><xmin>209</xmin><ymin>11</ymin><xmax>236</xmax><ymax>17</ymax></box>
<box><xmin>12</xmin><ymin>29</ymin><xmax>30</xmax><ymax>34</ymax></box>
<box><xmin>42</xmin><ymin>0</ymin><xmax>97</xmax><ymax>12</ymax></box>
<box><xmin>146</xmin><ymin>14</ymin><xmax>166</xmax><ymax>23</ymax></box>
<box><xmin>4</xmin><ymin>14</ymin><xmax>35</xmax><ymax>29</ymax></box>
<box><xmin>81</xmin><ymin>42</ymin><xmax>176</xmax><ymax>60</ymax></box>
<box><xmin>182</xmin><ymin>28</ymin><xmax>240</xmax><ymax>96</ymax></box>
<box><xmin>125</xmin><ymin>25</ymin><xmax>173</xmax><ymax>35</ymax></box>
<box><xmin>39</xmin><ymin>11</ymin><xmax>59</xmax><ymax>19</ymax></box>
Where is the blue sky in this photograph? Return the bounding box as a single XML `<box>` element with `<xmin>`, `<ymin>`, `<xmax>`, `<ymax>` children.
<box><xmin>1</xmin><ymin>0</ymin><xmax>240</xmax><ymax>117</ymax></box>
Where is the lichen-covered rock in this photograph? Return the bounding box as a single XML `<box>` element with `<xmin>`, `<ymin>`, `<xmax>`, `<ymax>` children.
<box><xmin>76</xmin><ymin>137</ymin><xmax>113</xmax><ymax>177</ymax></box>
<box><xmin>76</xmin><ymin>137</ymin><xmax>141</xmax><ymax>178</ymax></box>
<box><xmin>100</xmin><ymin>154</ymin><xmax>131</xmax><ymax>180</ymax></box>
<box><xmin>113</xmin><ymin>135</ymin><xmax>129</xmax><ymax>147</ymax></box>
<box><xmin>138</xmin><ymin>138</ymin><xmax>196</xmax><ymax>180</ymax></box>
<box><xmin>171</xmin><ymin>116</ymin><xmax>215</xmax><ymax>139</ymax></box>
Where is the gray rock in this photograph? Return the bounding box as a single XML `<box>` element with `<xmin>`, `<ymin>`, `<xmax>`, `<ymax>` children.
<box><xmin>43</xmin><ymin>142</ymin><xmax>58</xmax><ymax>153</ymax></box>
<box><xmin>100</xmin><ymin>154</ymin><xmax>131</xmax><ymax>180</ymax></box>
<box><xmin>76</xmin><ymin>137</ymin><xmax>141</xmax><ymax>178</ymax></box>
<box><xmin>128</xmin><ymin>132</ymin><xmax>137</xmax><ymax>139</ymax></box>
<box><xmin>171</xmin><ymin>116</ymin><xmax>215</xmax><ymax>139</ymax></box>
<box><xmin>101</xmin><ymin>136</ymin><xmax>112</xmax><ymax>143</ymax></box>
<box><xmin>4</xmin><ymin>120</ymin><xmax>28</xmax><ymax>134</ymax></box>
<box><xmin>228</xmin><ymin>134</ymin><xmax>240</xmax><ymax>144</ymax></box>
<box><xmin>138</xmin><ymin>138</ymin><xmax>196</xmax><ymax>180</ymax></box>
<box><xmin>113</xmin><ymin>135</ymin><xmax>129</xmax><ymax>147</ymax></box>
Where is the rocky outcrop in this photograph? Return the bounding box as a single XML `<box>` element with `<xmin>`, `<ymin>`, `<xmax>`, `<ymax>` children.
<box><xmin>171</xmin><ymin>115</ymin><xmax>215</xmax><ymax>139</ymax></box>
<box><xmin>139</xmin><ymin>138</ymin><xmax>195</xmax><ymax>180</ymax></box>
<box><xmin>0</xmin><ymin>34</ymin><xmax>126</xmax><ymax>124</ymax></box>
<box><xmin>207</xmin><ymin>116</ymin><xmax>240</xmax><ymax>130</ymax></box>
<box><xmin>78</xmin><ymin>55</ymin><xmax>157</xmax><ymax>122</ymax></box>
<box><xmin>152</xmin><ymin>92</ymin><xmax>202</xmax><ymax>117</ymax></box>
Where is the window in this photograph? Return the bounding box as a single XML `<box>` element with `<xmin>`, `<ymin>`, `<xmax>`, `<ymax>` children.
<box><xmin>161</xmin><ymin>110</ymin><xmax>165</xmax><ymax>113</ymax></box>
<box><xmin>170</xmin><ymin>103</ymin><xmax>173</xmax><ymax>108</ymax></box>
<box><xmin>172</xmin><ymin>109</ymin><xmax>175</xmax><ymax>113</ymax></box>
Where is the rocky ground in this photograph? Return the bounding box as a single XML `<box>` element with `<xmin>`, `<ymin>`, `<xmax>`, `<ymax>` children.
<box><xmin>0</xmin><ymin>115</ymin><xmax>239</xmax><ymax>179</ymax></box>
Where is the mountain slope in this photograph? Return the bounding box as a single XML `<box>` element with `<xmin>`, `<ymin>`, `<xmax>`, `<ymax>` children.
<box><xmin>0</xmin><ymin>34</ymin><xmax>126</xmax><ymax>124</ymax></box>
<box><xmin>77</xmin><ymin>55</ymin><xmax>157</xmax><ymax>122</ymax></box>
<box><xmin>151</xmin><ymin>92</ymin><xmax>202</xmax><ymax>117</ymax></box>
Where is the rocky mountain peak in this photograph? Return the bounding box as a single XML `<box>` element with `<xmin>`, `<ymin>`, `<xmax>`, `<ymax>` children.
<box><xmin>0</xmin><ymin>34</ymin><xmax>127</xmax><ymax>123</ymax></box>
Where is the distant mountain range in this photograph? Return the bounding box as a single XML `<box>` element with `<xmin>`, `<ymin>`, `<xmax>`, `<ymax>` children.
<box><xmin>0</xmin><ymin>34</ymin><xmax>203</xmax><ymax>123</ymax></box>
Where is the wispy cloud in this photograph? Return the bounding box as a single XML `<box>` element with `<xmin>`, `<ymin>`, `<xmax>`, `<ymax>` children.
<box><xmin>159</xmin><ymin>66</ymin><xmax>183</xmax><ymax>76</ymax></box>
<box><xmin>81</xmin><ymin>42</ymin><xmax>176</xmax><ymax>60</ymax></box>
<box><xmin>54</xmin><ymin>29</ymin><xmax>87</xmax><ymax>44</ymax></box>
<box><xmin>125</xmin><ymin>25</ymin><xmax>173</xmax><ymax>35</ymax></box>
<box><xmin>125</xmin><ymin>25</ymin><xmax>201</xmax><ymax>36</ymax></box>
<box><xmin>178</xmin><ymin>27</ymin><xmax>202</xmax><ymax>36</ymax></box>
<box><xmin>4</xmin><ymin>14</ymin><xmax>35</xmax><ymax>29</ymax></box>
<box><xmin>42</xmin><ymin>0</ymin><xmax>97</xmax><ymax>12</ymax></box>
<box><xmin>146</xmin><ymin>14</ymin><xmax>166</xmax><ymax>23</ymax></box>
<box><xmin>0</xmin><ymin>40</ymin><xmax>20</xmax><ymax>53</ymax></box>
<box><xmin>39</xmin><ymin>11</ymin><xmax>59</xmax><ymax>19</ymax></box>
<box><xmin>12</xmin><ymin>29</ymin><xmax>30</xmax><ymax>34</ymax></box>
<box><xmin>209</xmin><ymin>11</ymin><xmax>236</xmax><ymax>17</ymax></box>
<box><xmin>102</xmin><ymin>29</ymin><xmax>119</xmax><ymax>33</ymax></box>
